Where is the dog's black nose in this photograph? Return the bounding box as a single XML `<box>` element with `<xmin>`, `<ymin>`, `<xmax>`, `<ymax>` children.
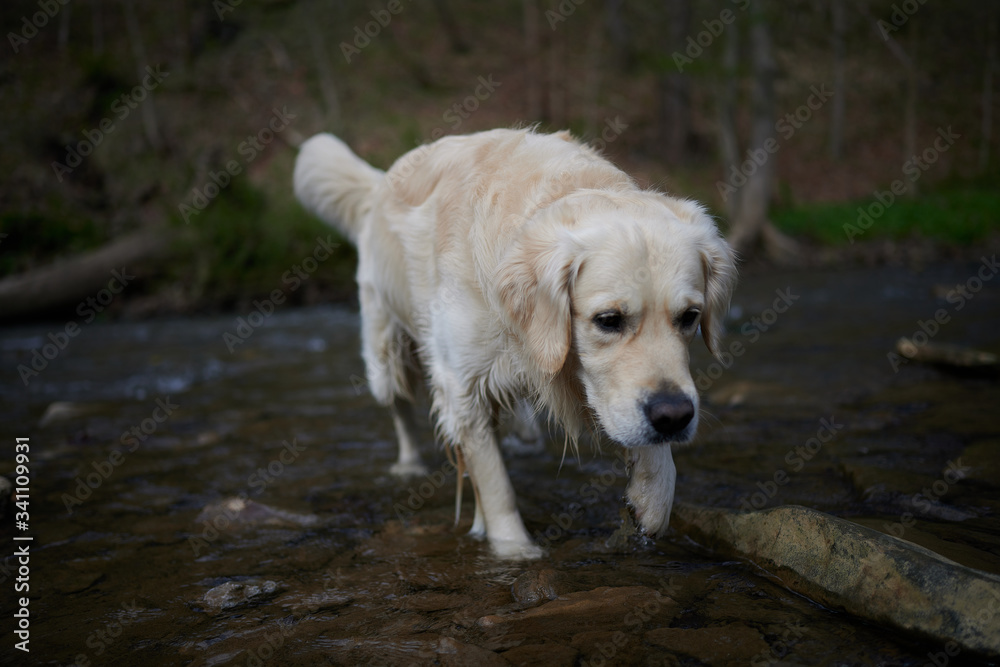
<box><xmin>643</xmin><ymin>393</ymin><xmax>694</xmax><ymax>438</ymax></box>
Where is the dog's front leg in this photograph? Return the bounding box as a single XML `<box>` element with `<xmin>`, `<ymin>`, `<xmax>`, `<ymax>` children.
<box><xmin>459</xmin><ymin>422</ymin><xmax>543</xmax><ymax>560</ymax></box>
<box><xmin>625</xmin><ymin>445</ymin><xmax>676</xmax><ymax>537</ymax></box>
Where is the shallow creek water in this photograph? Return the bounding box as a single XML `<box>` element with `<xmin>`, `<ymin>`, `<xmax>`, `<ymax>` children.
<box><xmin>1</xmin><ymin>261</ymin><xmax>998</xmax><ymax>666</ymax></box>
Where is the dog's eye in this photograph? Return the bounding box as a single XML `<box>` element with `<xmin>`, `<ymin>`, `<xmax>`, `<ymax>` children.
<box><xmin>593</xmin><ymin>311</ymin><xmax>625</xmax><ymax>333</ymax></box>
<box><xmin>679</xmin><ymin>308</ymin><xmax>701</xmax><ymax>330</ymax></box>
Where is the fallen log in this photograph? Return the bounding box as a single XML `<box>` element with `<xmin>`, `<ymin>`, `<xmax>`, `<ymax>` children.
<box><xmin>896</xmin><ymin>337</ymin><xmax>999</xmax><ymax>370</ymax></box>
<box><xmin>0</xmin><ymin>226</ymin><xmax>174</xmax><ymax>321</ymax></box>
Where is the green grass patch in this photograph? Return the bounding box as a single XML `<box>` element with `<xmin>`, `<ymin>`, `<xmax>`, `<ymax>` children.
<box><xmin>170</xmin><ymin>178</ymin><xmax>356</xmax><ymax>305</ymax></box>
<box><xmin>773</xmin><ymin>188</ymin><xmax>1000</xmax><ymax>245</ymax></box>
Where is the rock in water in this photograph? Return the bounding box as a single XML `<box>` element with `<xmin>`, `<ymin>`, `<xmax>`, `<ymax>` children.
<box><xmin>895</xmin><ymin>337</ymin><xmax>999</xmax><ymax>372</ymax></box>
<box><xmin>671</xmin><ymin>503</ymin><xmax>1000</xmax><ymax>658</ymax></box>
<box><xmin>510</xmin><ymin>569</ymin><xmax>567</xmax><ymax>607</ymax></box>
<box><xmin>196</xmin><ymin>497</ymin><xmax>319</xmax><ymax>528</ymax></box>
<box><xmin>203</xmin><ymin>580</ymin><xmax>280</xmax><ymax>611</ymax></box>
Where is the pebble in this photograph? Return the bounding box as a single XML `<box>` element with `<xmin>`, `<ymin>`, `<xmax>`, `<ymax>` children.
<box><xmin>203</xmin><ymin>580</ymin><xmax>280</xmax><ymax>611</ymax></box>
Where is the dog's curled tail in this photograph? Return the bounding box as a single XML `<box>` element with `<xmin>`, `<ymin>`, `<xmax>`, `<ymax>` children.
<box><xmin>293</xmin><ymin>133</ymin><xmax>384</xmax><ymax>245</ymax></box>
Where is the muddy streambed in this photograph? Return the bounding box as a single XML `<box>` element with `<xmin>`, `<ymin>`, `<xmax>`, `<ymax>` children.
<box><xmin>1</xmin><ymin>261</ymin><xmax>999</xmax><ymax>666</ymax></box>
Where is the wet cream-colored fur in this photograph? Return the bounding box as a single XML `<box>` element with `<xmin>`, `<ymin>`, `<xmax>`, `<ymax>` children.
<box><xmin>294</xmin><ymin>128</ymin><xmax>736</xmax><ymax>559</ymax></box>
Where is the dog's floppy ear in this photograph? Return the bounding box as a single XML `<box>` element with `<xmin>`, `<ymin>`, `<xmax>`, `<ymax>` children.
<box><xmin>698</xmin><ymin>227</ymin><xmax>738</xmax><ymax>358</ymax></box>
<box><xmin>495</xmin><ymin>220</ymin><xmax>580</xmax><ymax>376</ymax></box>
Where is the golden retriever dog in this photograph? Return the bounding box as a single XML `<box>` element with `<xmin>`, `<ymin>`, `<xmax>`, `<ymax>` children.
<box><xmin>294</xmin><ymin>128</ymin><xmax>736</xmax><ymax>558</ymax></box>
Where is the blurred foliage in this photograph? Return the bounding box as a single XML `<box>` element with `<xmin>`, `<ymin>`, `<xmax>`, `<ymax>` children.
<box><xmin>773</xmin><ymin>187</ymin><xmax>1000</xmax><ymax>246</ymax></box>
<box><xmin>0</xmin><ymin>0</ymin><xmax>997</xmax><ymax>315</ymax></box>
<box><xmin>166</xmin><ymin>176</ymin><xmax>357</xmax><ymax>310</ymax></box>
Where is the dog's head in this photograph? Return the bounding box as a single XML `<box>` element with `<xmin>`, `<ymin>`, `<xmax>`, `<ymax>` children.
<box><xmin>497</xmin><ymin>191</ymin><xmax>737</xmax><ymax>448</ymax></box>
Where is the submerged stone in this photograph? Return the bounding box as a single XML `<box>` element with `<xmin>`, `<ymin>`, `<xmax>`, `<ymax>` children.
<box><xmin>645</xmin><ymin>623</ymin><xmax>769</xmax><ymax>664</ymax></box>
<box><xmin>510</xmin><ymin>569</ymin><xmax>568</xmax><ymax>607</ymax></box>
<box><xmin>895</xmin><ymin>337</ymin><xmax>999</xmax><ymax>371</ymax></box>
<box><xmin>196</xmin><ymin>497</ymin><xmax>320</xmax><ymax>528</ymax></box>
<box><xmin>478</xmin><ymin>585</ymin><xmax>679</xmax><ymax>639</ymax></box>
<box><xmin>203</xmin><ymin>579</ymin><xmax>280</xmax><ymax>611</ymax></box>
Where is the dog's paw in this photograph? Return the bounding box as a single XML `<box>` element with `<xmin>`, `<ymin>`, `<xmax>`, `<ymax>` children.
<box><xmin>389</xmin><ymin>461</ymin><xmax>430</xmax><ymax>477</ymax></box>
<box><xmin>625</xmin><ymin>445</ymin><xmax>676</xmax><ymax>538</ymax></box>
<box><xmin>468</xmin><ymin>513</ymin><xmax>487</xmax><ymax>538</ymax></box>
<box><xmin>490</xmin><ymin>538</ymin><xmax>545</xmax><ymax>561</ymax></box>
<box><xmin>633</xmin><ymin>498</ymin><xmax>672</xmax><ymax>538</ymax></box>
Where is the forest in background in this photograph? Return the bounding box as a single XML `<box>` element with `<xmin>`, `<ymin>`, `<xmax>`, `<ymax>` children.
<box><xmin>0</xmin><ymin>0</ymin><xmax>998</xmax><ymax>320</ymax></box>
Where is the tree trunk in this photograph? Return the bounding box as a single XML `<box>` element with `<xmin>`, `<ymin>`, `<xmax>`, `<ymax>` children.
<box><xmin>583</xmin><ymin>22</ymin><xmax>604</xmax><ymax>137</ymax></box>
<box><xmin>92</xmin><ymin>0</ymin><xmax>104</xmax><ymax>56</ymax></box>
<box><xmin>829</xmin><ymin>0</ymin><xmax>846</xmax><ymax>160</ymax></box>
<box><xmin>306</xmin><ymin>19</ymin><xmax>341</xmax><ymax>130</ymax></box>
<box><xmin>981</xmin><ymin>15</ymin><xmax>997</xmax><ymax>172</ymax></box>
<box><xmin>383</xmin><ymin>28</ymin><xmax>434</xmax><ymax>89</ymax></box>
<box><xmin>727</xmin><ymin>3</ymin><xmax>776</xmax><ymax>256</ymax></box>
<box><xmin>547</xmin><ymin>12</ymin><xmax>566</xmax><ymax>127</ymax></box>
<box><xmin>864</xmin><ymin>2</ymin><xmax>921</xmax><ymax>195</ymax></box>
<box><xmin>659</xmin><ymin>0</ymin><xmax>692</xmax><ymax>163</ymax></box>
<box><xmin>903</xmin><ymin>22</ymin><xmax>919</xmax><ymax>195</ymax></box>
<box><xmin>58</xmin><ymin>1</ymin><xmax>71</xmax><ymax>53</ymax></box>
<box><xmin>171</xmin><ymin>0</ymin><xmax>190</xmax><ymax>77</ymax></box>
<box><xmin>0</xmin><ymin>228</ymin><xmax>173</xmax><ymax>322</ymax></box>
<box><xmin>432</xmin><ymin>0</ymin><xmax>470</xmax><ymax>54</ymax></box>
<box><xmin>523</xmin><ymin>0</ymin><xmax>543</xmax><ymax>121</ymax></box>
<box><xmin>122</xmin><ymin>1</ymin><xmax>163</xmax><ymax>152</ymax></box>
<box><xmin>726</xmin><ymin>0</ymin><xmax>797</xmax><ymax>263</ymax></box>
<box><xmin>716</xmin><ymin>11</ymin><xmax>741</xmax><ymax>220</ymax></box>
<box><xmin>604</xmin><ymin>0</ymin><xmax>632</xmax><ymax>71</ymax></box>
